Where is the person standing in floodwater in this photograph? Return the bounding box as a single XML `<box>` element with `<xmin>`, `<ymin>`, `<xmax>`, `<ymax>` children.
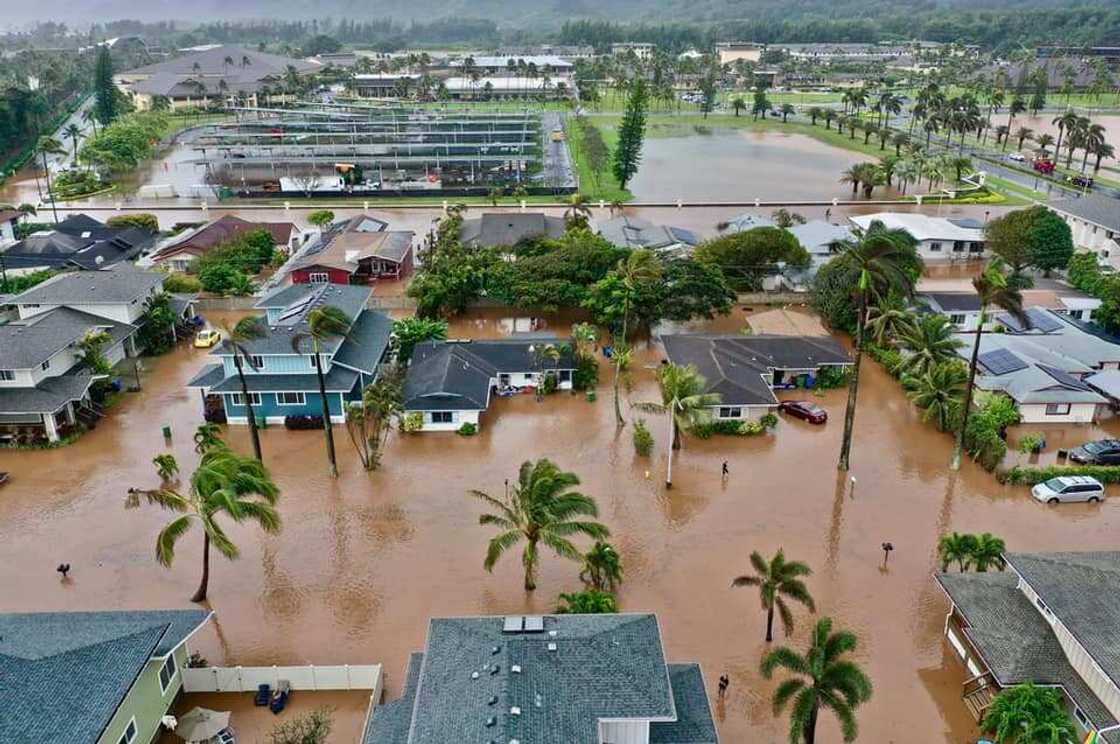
<box><xmin>718</xmin><ymin>674</ymin><xmax>729</xmax><ymax>698</ymax></box>
<box><xmin>721</xmin><ymin>461</ymin><xmax>729</xmax><ymax>479</ymax></box>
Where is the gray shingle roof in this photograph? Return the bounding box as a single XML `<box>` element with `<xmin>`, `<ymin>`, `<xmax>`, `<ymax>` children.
<box><xmin>371</xmin><ymin>614</ymin><xmax>686</xmax><ymax>744</ymax></box>
<box><xmin>331</xmin><ymin>310</ymin><xmax>393</xmax><ymax>375</ymax></box>
<box><xmin>209</xmin><ymin>366</ymin><xmax>359</xmax><ymax>394</ymax></box>
<box><xmin>598</xmin><ymin>216</ymin><xmax>699</xmax><ymax>251</ymax></box>
<box><xmin>460</xmin><ymin>213</ymin><xmax>566</xmax><ymax>248</ymax></box>
<box><xmin>9</xmin><ymin>264</ymin><xmax>164</xmax><ymax>306</ymax></box>
<box><xmin>0</xmin><ymin>610</ymin><xmax>210</xmax><ymax>744</ymax></box>
<box><xmin>0</xmin><ymin>370</ymin><xmax>93</xmax><ymax>415</ymax></box>
<box><xmin>650</xmin><ymin>664</ymin><xmax>719</xmax><ymax>743</ymax></box>
<box><xmin>0</xmin><ymin>307</ymin><xmax>135</xmax><ymax>369</ymax></box>
<box><xmin>1050</xmin><ymin>195</ymin><xmax>1120</xmax><ymax>232</ymax></box>
<box><xmin>186</xmin><ymin>363</ymin><xmax>224</xmax><ymax>390</ymax></box>
<box><xmin>0</xmin><ymin>215</ymin><xmax>154</xmax><ymax>272</ymax></box>
<box><xmin>936</xmin><ymin>570</ymin><xmax>1118</xmax><ymax>730</ymax></box>
<box><xmin>661</xmin><ymin>334</ymin><xmax>852</xmax><ymax>406</ymax></box>
<box><xmin>366</xmin><ymin>652</ymin><xmax>425</xmax><ymax>744</ymax></box>
<box><xmin>403</xmin><ymin>339</ymin><xmax>576</xmax><ymax>411</ymax></box>
<box><xmin>216</xmin><ymin>284</ymin><xmax>372</xmax><ymax>357</ymax></box>
<box><xmin>920</xmin><ymin>292</ymin><xmax>983</xmax><ymax>313</ymax></box>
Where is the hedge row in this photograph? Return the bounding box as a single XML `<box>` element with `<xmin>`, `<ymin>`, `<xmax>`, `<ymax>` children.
<box><xmin>998</xmin><ymin>465</ymin><xmax>1120</xmax><ymax>486</ymax></box>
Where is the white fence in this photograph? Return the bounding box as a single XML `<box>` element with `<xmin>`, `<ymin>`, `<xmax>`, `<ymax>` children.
<box><xmin>182</xmin><ymin>664</ymin><xmax>382</xmax><ymax>694</ymax></box>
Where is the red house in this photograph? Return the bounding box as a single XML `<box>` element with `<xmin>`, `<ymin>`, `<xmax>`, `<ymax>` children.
<box><xmin>287</xmin><ymin>215</ymin><xmax>415</xmax><ymax>285</ymax></box>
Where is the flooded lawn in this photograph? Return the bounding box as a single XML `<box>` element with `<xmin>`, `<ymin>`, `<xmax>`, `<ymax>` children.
<box><xmin>627</xmin><ymin>128</ymin><xmax>889</xmax><ymax>203</ymax></box>
<box><xmin>3</xmin><ymin>307</ymin><xmax>1119</xmax><ymax>742</ymax></box>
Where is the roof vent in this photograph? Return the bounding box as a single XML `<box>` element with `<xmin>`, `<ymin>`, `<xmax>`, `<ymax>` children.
<box><xmin>485</xmin><ymin>716</ymin><xmax>497</xmax><ymax>728</ymax></box>
<box><xmin>511</xmin><ymin>664</ymin><xmax>522</xmax><ymax>674</ymax></box>
<box><xmin>547</xmin><ymin>642</ymin><xmax>557</xmax><ymax>652</ymax></box>
<box><xmin>471</xmin><ymin>671</ymin><xmax>480</xmax><ymax>679</ymax></box>
<box><xmin>510</xmin><ymin>706</ymin><xmax>521</xmax><ymax>716</ymax></box>
<box><xmin>488</xmin><ymin>695</ymin><xmax>499</xmax><ymax>706</ymax></box>
<box><xmin>548</xmin><ymin>630</ymin><xmax>558</xmax><ymax>638</ymax></box>
<box><xmin>502</xmin><ymin>616</ymin><xmax>524</xmax><ymax>633</ymax></box>
<box><xmin>523</xmin><ymin>616</ymin><xmax>544</xmax><ymax>633</ymax></box>
<box><xmin>491</xmin><ymin>645</ymin><xmax>501</xmax><ymax>655</ymax></box>
<box><xmin>490</xmin><ymin>665</ymin><xmax>500</xmax><ymax>676</ymax></box>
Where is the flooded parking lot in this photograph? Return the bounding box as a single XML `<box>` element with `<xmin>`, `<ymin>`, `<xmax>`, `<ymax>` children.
<box><xmin>2</xmin><ymin>307</ymin><xmax>1119</xmax><ymax>742</ymax></box>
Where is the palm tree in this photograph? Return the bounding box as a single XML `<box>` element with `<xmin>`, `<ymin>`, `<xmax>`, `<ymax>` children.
<box><xmin>823</xmin><ymin>110</ymin><xmax>836</xmax><ymax>131</ymax></box>
<box><xmin>469</xmin><ymin>459</ymin><xmax>609</xmax><ymax>591</ymax></box>
<box><xmin>1005</xmin><ymin>95</ymin><xmax>1026</xmax><ymax>136</ymax></box>
<box><xmin>292</xmin><ymin>305</ymin><xmax>352</xmax><ymax>478</ymax></box>
<box><xmin>634</xmin><ymin>363</ymin><xmax>720</xmax><ymax>488</ymax></box>
<box><xmin>1052</xmin><ymin>110</ymin><xmax>1080</xmax><ymax>163</ymax></box>
<box><xmin>896</xmin><ymin>315</ymin><xmax>964</xmax><ymax>376</ymax></box>
<box><xmin>761</xmin><ymin>617</ymin><xmax>873</xmax><ymax>744</ymax></box>
<box><xmin>950</xmin><ymin>259</ymin><xmax>1027</xmax><ymax>471</ymax></box>
<box><xmin>556</xmin><ymin>589</ymin><xmax>617</xmax><ymax>614</ymax></box>
<box><xmin>1092</xmin><ymin>141</ymin><xmax>1115</xmax><ymax>174</ymax></box>
<box><xmin>215</xmin><ymin>317</ymin><xmax>267</xmax><ymax>462</ymax></box>
<box><xmin>902</xmin><ymin>362</ymin><xmax>967</xmax><ymax>432</ymax></box>
<box><xmin>731</xmin><ymin>96</ymin><xmax>746</xmax><ymax>117</ymax></box>
<box><xmin>579</xmin><ymin>541</ymin><xmax>623</xmax><ymax>591</ymax></box>
<box><xmin>563</xmin><ymin>193</ymin><xmax>592</xmax><ymax>230</ymax></box>
<box><xmin>610</xmin><ymin>250</ymin><xmax>661</xmax><ymax>427</ymax></box>
<box><xmin>994</xmin><ymin>124</ymin><xmax>1010</xmax><ymax>150</ymax></box>
<box><xmin>193</xmin><ymin>422</ymin><xmax>223</xmax><ymax>454</ymax></box>
<box><xmin>807</xmin><ymin>106</ymin><xmax>824</xmax><ymax>126</ymax></box>
<box><xmin>981</xmin><ymin>684</ymin><xmax>1076</xmax><ymax>744</ymax></box>
<box><xmin>1013</xmin><ymin>126</ymin><xmax>1034</xmax><ymax>151</ymax></box>
<box><xmin>126</xmin><ymin>443</ymin><xmax>280</xmax><ymax>602</ymax></box>
<box><xmin>1079</xmin><ymin>122</ymin><xmax>1107</xmax><ymax>173</ymax></box>
<box><xmin>865</xmin><ymin>292</ymin><xmax>915</xmax><ymax>346</ymax></box>
<box><xmin>839</xmin><ymin>165</ymin><xmax>863</xmax><ymax>197</ymax></box>
<box><xmin>892</xmin><ymin>132</ymin><xmax>909</xmax><ymax>157</ymax></box>
<box><xmin>82</xmin><ymin>107</ymin><xmax>99</xmax><ymax>137</ymax></box>
<box><xmin>937</xmin><ymin>531</ymin><xmax>978</xmax><ymax>572</ymax></box>
<box><xmin>780</xmin><ymin>103</ymin><xmax>795</xmax><ymax>123</ymax></box>
<box><xmin>1034</xmin><ymin>132</ymin><xmax>1055</xmax><ymax>156</ymax></box>
<box><xmin>37</xmin><ymin>136</ymin><xmax>65</xmax><ymax>223</ymax></box>
<box><xmin>971</xmin><ymin>533</ymin><xmax>1006</xmax><ymax>572</ymax></box>
<box><xmin>732</xmin><ymin>549</ymin><xmax>815</xmax><ymax>642</ymax></box>
<box><xmin>63</xmin><ymin>123</ymin><xmax>82</xmax><ymax>165</ymax></box>
<box><xmin>833</xmin><ymin>222</ymin><xmax>920</xmax><ymax>471</ymax></box>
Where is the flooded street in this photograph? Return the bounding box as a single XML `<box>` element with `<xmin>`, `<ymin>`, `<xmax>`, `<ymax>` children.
<box><xmin>3</xmin><ymin>305</ymin><xmax>1119</xmax><ymax>742</ymax></box>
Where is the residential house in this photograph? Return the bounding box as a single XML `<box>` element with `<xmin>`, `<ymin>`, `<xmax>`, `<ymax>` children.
<box><xmin>402</xmin><ymin>339</ymin><xmax>575</xmax><ymax>432</ymax></box>
<box><xmin>115</xmin><ymin>45</ymin><xmax>319</xmax><ymax>110</ymax></box>
<box><xmin>365</xmin><ymin>613</ymin><xmax>718</xmax><ymax>744</ymax></box>
<box><xmin>935</xmin><ymin>552</ymin><xmax>1120</xmax><ymax>742</ymax></box>
<box><xmin>0</xmin><ymin>207</ymin><xmax>19</xmax><ymax>241</ymax></box>
<box><xmin>1049</xmin><ymin>196</ymin><xmax>1120</xmax><ymax>270</ymax></box>
<box><xmin>920</xmin><ymin>282</ymin><xmax>1101</xmax><ymax>331</ymax></box>
<box><xmin>8</xmin><ymin>264</ymin><xmax>166</xmax><ymax>325</ymax></box>
<box><xmin>849</xmin><ymin>213</ymin><xmax>986</xmax><ymax>261</ymax></box>
<box><xmin>660</xmin><ymin>334</ymin><xmax>852</xmax><ymax>419</ymax></box>
<box><xmin>187</xmin><ymin>283</ymin><xmax>392</xmax><ymax>425</ymax></box>
<box><xmin>147</xmin><ymin>215</ymin><xmax>300</xmax><ymax>273</ymax></box>
<box><xmin>781</xmin><ymin>220</ymin><xmax>854</xmax><ymax>292</ymax></box>
<box><xmin>284</xmin><ymin>215</ymin><xmax>414</xmax><ymax>284</ymax></box>
<box><xmin>459</xmin><ymin>213</ymin><xmax>567</xmax><ymax>249</ymax></box>
<box><xmin>0</xmin><ymin>609</ymin><xmax>211</xmax><ymax>744</ymax></box>
<box><xmin>0</xmin><ymin>214</ymin><xmax>156</xmax><ymax>276</ymax></box>
<box><xmin>951</xmin><ymin>308</ymin><xmax>1120</xmax><ymax>423</ymax></box>
<box><xmin>596</xmin><ymin>215</ymin><xmax>699</xmax><ymax>257</ymax></box>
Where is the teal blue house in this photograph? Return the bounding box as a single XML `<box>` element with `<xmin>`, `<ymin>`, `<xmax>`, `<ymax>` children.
<box><xmin>0</xmin><ymin>609</ymin><xmax>211</xmax><ymax>744</ymax></box>
<box><xmin>188</xmin><ymin>284</ymin><xmax>393</xmax><ymax>425</ymax></box>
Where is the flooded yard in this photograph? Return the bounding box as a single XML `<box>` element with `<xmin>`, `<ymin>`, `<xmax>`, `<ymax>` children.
<box><xmin>2</xmin><ymin>307</ymin><xmax>1118</xmax><ymax>742</ymax></box>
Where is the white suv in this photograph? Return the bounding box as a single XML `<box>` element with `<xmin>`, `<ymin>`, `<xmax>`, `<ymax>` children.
<box><xmin>1031</xmin><ymin>476</ymin><xmax>1105</xmax><ymax>504</ymax></box>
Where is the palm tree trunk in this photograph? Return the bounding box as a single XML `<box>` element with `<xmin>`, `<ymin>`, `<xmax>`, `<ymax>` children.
<box><xmin>191</xmin><ymin>532</ymin><xmax>210</xmax><ymax>602</ymax></box>
<box><xmin>525</xmin><ymin>538</ymin><xmax>537</xmax><ymax>591</ymax></box>
<box><xmin>765</xmin><ymin>605</ymin><xmax>775</xmax><ymax>642</ymax></box>
<box><xmin>803</xmin><ymin>702</ymin><xmax>819</xmax><ymax>744</ymax></box>
<box><xmin>314</xmin><ymin>347</ymin><xmax>338</xmax><ymax>478</ymax></box>
<box><xmin>41</xmin><ymin>153</ymin><xmax>59</xmax><ymax>223</ymax></box>
<box><xmin>950</xmin><ymin>311</ymin><xmax>985</xmax><ymax>471</ymax></box>
<box><xmin>838</xmin><ymin>296</ymin><xmax>866</xmax><ymax>471</ymax></box>
<box><xmin>665</xmin><ymin>411</ymin><xmax>675</xmax><ymax>489</ymax></box>
<box><xmin>235</xmin><ymin>355</ymin><xmax>263</xmax><ymax>461</ymax></box>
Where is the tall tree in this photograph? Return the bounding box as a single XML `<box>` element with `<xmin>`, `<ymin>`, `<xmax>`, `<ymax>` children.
<box><xmin>971</xmin><ymin>532</ymin><xmax>1007</xmax><ymax>572</ymax></box>
<box><xmin>634</xmin><ymin>363</ymin><xmax>720</xmax><ymax>488</ymax></box>
<box><xmin>732</xmin><ymin>549</ymin><xmax>816</xmax><ymax>642</ymax></box>
<box><xmin>896</xmin><ymin>315</ymin><xmax>964</xmax><ymax>376</ymax></box>
<box><xmin>950</xmin><ymin>259</ymin><xmax>1027</xmax><ymax>471</ymax></box>
<box><xmin>37</xmin><ymin>136</ymin><xmax>65</xmax><ymax>223</ymax></box>
<box><xmin>292</xmin><ymin>305</ymin><xmax>352</xmax><ymax>478</ymax></box>
<box><xmin>833</xmin><ymin>222</ymin><xmax>920</xmax><ymax>471</ymax></box>
<box><xmin>126</xmin><ymin>441</ymin><xmax>280</xmax><ymax>602</ymax></box>
<box><xmin>216</xmin><ymin>317</ymin><xmax>267</xmax><ymax>462</ymax></box>
<box><xmin>981</xmin><ymin>684</ymin><xmax>1076</xmax><ymax>744</ymax></box>
<box><xmin>760</xmin><ymin>617</ymin><xmax>873</xmax><ymax>744</ymax></box>
<box><xmin>902</xmin><ymin>362</ymin><xmax>968</xmax><ymax>433</ymax></box>
<box><xmin>611</xmin><ymin>79</ymin><xmax>648</xmax><ymax>190</ymax></box>
<box><xmin>470</xmin><ymin>459</ymin><xmax>609</xmax><ymax>591</ymax></box>
<box><xmin>94</xmin><ymin>46</ymin><xmax>117</xmax><ymax>126</ymax></box>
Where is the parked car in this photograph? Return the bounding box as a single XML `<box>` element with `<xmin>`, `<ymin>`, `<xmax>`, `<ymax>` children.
<box><xmin>1007</xmin><ymin>152</ymin><xmax>1026</xmax><ymax>162</ymax></box>
<box><xmin>1032</xmin><ymin>159</ymin><xmax>1055</xmax><ymax>174</ymax></box>
<box><xmin>778</xmin><ymin>400</ymin><xmax>827</xmax><ymax>424</ymax></box>
<box><xmin>1069</xmin><ymin>439</ymin><xmax>1120</xmax><ymax>465</ymax></box>
<box><xmin>1031</xmin><ymin>475</ymin><xmax>1105</xmax><ymax>504</ymax></box>
<box><xmin>194</xmin><ymin>329</ymin><xmax>222</xmax><ymax>348</ymax></box>
<box><xmin>1068</xmin><ymin>174</ymin><xmax>1094</xmax><ymax>189</ymax></box>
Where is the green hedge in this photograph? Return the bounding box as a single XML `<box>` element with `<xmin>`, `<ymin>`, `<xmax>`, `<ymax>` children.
<box><xmin>998</xmin><ymin>465</ymin><xmax>1120</xmax><ymax>486</ymax></box>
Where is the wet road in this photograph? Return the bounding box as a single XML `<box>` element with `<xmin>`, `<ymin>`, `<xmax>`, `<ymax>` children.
<box><xmin>2</xmin><ymin>307</ymin><xmax>1119</xmax><ymax>742</ymax></box>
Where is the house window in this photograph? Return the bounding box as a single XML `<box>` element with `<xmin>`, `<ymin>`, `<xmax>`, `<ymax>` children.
<box><xmin>158</xmin><ymin>654</ymin><xmax>177</xmax><ymax>694</ymax></box>
<box><xmin>929</xmin><ymin>242</ymin><xmax>942</xmax><ymax>252</ymax></box>
<box><xmin>430</xmin><ymin>411</ymin><xmax>453</xmax><ymax>424</ymax></box>
<box><xmin>277</xmin><ymin>392</ymin><xmax>306</xmax><ymax>405</ymax></box>
<box><xmin>1073</xmin><ymin>706</ymin><xmax>1089</xmax><ymax>727</ymax></box>
<box><xmin>309</xmin><ymin>272</ymin><xmax>330</xmax><ymax>284</ymax></box>
<box><xmin>117</xmin><ymin>718</ymin><xmax>138</xmax><ymax>744</ymax></box>
<box><xmin>41</xmin><ymin>359</ymin><xmax>51</xmax><ymax>371</ymax></box>
<box><xmin>1045</xmin><ymin>403</ymin><xmax>1072</xmax><ymax>415</ymax></box>
<box><xmin>1035</xmin><ymin>595</ymin><xmax>1055</xmax><ymax>623</ymax></box>
<box><xmin>719</xmin><ymin>407</ymin><xmax>743</xmax><ymax>419</ymax></box>
<box><xmin>949</xmin><ymin>314</ymin><xmax>967</xmax><ymax>325</ymax></box>
<box><xmin>952</xmin><ymin>241</ymin><xmax>965</xmax><ymax>252</ymax></box>
<box><xmin>249</xmin><ymin>355</ymin><xmax>265</xmax><ymax>369</ymax></box>
<box><xmin>0</xmin><ymin>370</ymin><xmax>14</xmax><ymax>381</ymax></box>
<box><xmin>231</xmin><ymin>392</ymin><xmax>263</xmax><ymax>407</ymax></box>
<box><xmin>969</xmin><ymin>242</ymin><xmax>984</xmax><ymax>253</ymax></box>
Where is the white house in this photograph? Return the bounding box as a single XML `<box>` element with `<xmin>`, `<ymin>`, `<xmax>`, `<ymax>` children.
<box><xmin>1049</xmin><ymin>195</ymin><xmax>1120</xmax><ymax>270</ymax></box>
<box><xmin>8</xmin><ymin>264</ymin><xmax>166</xmax><ymax>325</ymax></box>
<box><xmin>401</xmin><ymin>339</ymin><xmax>576</xmax><ymax>432</ymax></box>
<box><xmin>920</xmin><ymin>283</ymin><xmax>1102</xmax><ymax>331</ymax></box>
<box><xmin>849</xmin><ymin>212</ymin><xmax>986</xmax><ymax>261</ymax></box>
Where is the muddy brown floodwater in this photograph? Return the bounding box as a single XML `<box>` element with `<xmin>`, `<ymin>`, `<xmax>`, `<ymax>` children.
<box><xmin>3</xmin><ymin>307</ymin><xmax>1119</xmax><ymax>743</ymax></box>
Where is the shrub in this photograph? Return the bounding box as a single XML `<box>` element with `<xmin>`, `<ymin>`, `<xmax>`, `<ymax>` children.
<box><xmin>267</xmin><ymin>706</ymin><xmax>334</xmax><ymax>744</ymax></box>
<box><xmin>814</xmin><ymin>365</ymin><xmax>848</xmax><ymax>389</ymax></box>
<box><xmin>1017</xmin><ymin>432</ymin><xmax>1046</xmax><ymax>454</ymax></box>
<box><xmin>694</xmin><ymin>418</ymin><xmax>770</xmax><ymax>437</ymax></box>
<box><xmin>162</xmin><ymin>273</ymin><xmax>203</xmax><ymax>293</ymax></box>
<box><xmin>199</xmin><ymin>263</ymin><xmax>254</xmax><ymax>296</ymax></box>
<box><xmin>400</xmin><ymin>411</ymin><xmax>424</xmax><ymax>433</ymax></box>
<box><xmin>573</xmin><ymin>356</ymin><xmax>599</xmax><ymax>391</ymax></box>
<box><xmin>457</xmin><ymin>422</ymin><xmax>478</xmax><ymax>436</ymax></box>
<box><xmin>307</xmin><ymin>209</ymin><xmax>336</xmax><ymax>228</ymax></box>
<box><xmin>555</xmin><ymin>589</ymin><xmax>618</xmax><ymax>614</ymax></box>
<box><xmin>999</xmin><ymin>464</ymin><xmax>1120</xmax><ymax>486</ymax></box>
<box><xmin>106</xmin><ymin>213</ymin><xmax>158</xmax><ymax>232</ymax></box>
<box><xmin>52</xmin><ymin>169</ymin><xmax>103</xmax><ymax>198</ymax></box>
<box><xmin>760</xmin><ymin>412</ymin><xmax>778</xmax><ymax>429</ymax></box>
<box><xmin>541</xmin><ymin>373</ymin><xmax>559</xmax><ymax>395</ymax></box>
<box><xmin>284</xmin><ymin>415</ymin><xmax>324</xmax><ymax>430</ymax></box>
<box><xmin>963</xmin><ymin>393</ymin><xmax>1020</xmax><ymax>471</ymax></box>
<box><xmin>632</xmin><ymin>419</ymin><xmax>654</xmax><ymax>456</ymax></box>
<box><xmin>585</xmin><ymin>389</ymin><xmax>597</xmax><ymax>402</ymax></box>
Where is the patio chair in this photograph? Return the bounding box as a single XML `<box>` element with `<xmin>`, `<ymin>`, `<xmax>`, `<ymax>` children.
<box><xmin>253</xmin><ymin>683</ymin><xmax>270</xmax><ymax>706</ymax></box>
<box><xmin>270</xmin><ymin>679</ymin><xmax>291</xmax><ymax>714</ymax></box>
<box><xmin>214</xmin><ymin>728</ymin><xmax>236</xmax><ymax>744</ymax></box>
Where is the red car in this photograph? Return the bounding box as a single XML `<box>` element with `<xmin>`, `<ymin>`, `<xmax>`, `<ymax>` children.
<box><xmin>778</xmin><ymin>400</ymin><xmax>828</xmax><ymax>424</ymax></box>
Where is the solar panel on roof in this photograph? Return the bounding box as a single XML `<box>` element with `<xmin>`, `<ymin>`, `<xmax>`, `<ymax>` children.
<box><xmin>1026</xmin><ymin>308</ymin><xmax>1063</xmax><ymax>333</ymax></box>
<box><xmin>979</xmin><ymin>348</ymin><xmax>1028</xmax><ymax>375</ymax></box>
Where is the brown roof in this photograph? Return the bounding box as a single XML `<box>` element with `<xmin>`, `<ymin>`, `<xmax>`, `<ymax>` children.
<box><xmin>290</xmin><ymin>229</ymin><xmax>414</xmax><ymax>274</ymax></box>
<box><xmin>152</xmin><ymin>215</ymin><xmax>295</xmax><ymax>260</ymax></box>
<box><xmin>0</xmin><ymin>209</ymin><xmax>21</xmax><ymax>223</ymax></box>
